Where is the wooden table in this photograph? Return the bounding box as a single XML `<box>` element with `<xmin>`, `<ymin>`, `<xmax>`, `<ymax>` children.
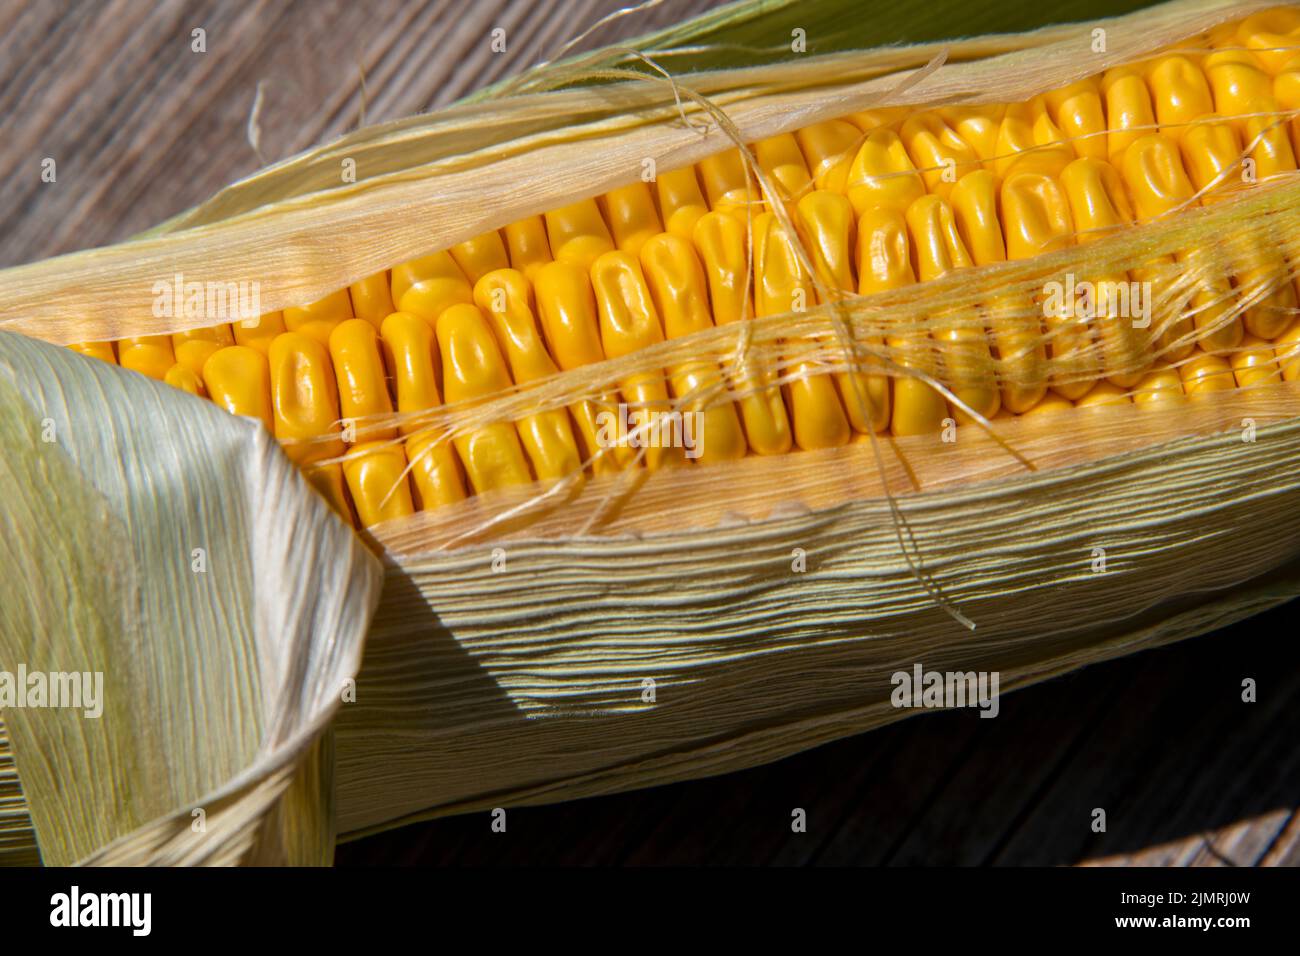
<box><xmin>4</xmin><ymin>0</ymin><xmax>1296</xmax><ymax>866</ymax></box>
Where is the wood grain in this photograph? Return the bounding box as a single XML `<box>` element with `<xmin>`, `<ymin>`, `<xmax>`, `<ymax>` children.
<box><xmin>0</xmin><ymin>0</ymin><xmax>714</xmax><ymax>268</ymax></box>
<box><xmin>1</xmin><ymin>0</ymin><xmax>1295</xmax><ymax>867</ymax></box>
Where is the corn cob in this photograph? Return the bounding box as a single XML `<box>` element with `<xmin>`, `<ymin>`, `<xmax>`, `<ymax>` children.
<box><xmin>66</xmin><ymin>14</ymin><xmax>1300</xmax><ymax>529</ymax></box>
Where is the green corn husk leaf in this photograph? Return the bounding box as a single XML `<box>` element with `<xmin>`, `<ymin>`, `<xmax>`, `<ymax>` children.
<box><xmin>3</xmin><ymin>0</ymin><xmax>1299</xmax><ymax>865</ymax></box>
<box><xmin>465</xmin><ymin>0</ymin><xmax>1166</xmax><ymax>97</ymax></box>
<box><xmin>0</xmin><ymin>332</ymin><xmax>382</xmax><ymax>864</ymax></box>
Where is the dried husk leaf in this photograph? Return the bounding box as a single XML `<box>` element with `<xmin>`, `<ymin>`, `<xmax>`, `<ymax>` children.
<box><xmin>0</xmin><ymin>333</ymin><xmax>382</xmax><ymax>864</ymax></box>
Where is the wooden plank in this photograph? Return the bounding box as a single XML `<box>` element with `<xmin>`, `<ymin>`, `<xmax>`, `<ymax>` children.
<box><xmin>992</xmin><ymin>601</ymin><xmax>1300</xmax><ymax>867</ymax></box>
<box><xmin>809</xmin><ymin>711</ymin><xmax>984</xmax><ymax>866</ymax></box>
<box><xmin>1259</xmin><ymin>809</ymin><xmax>1300</xmax><ymax>867</ymax></box>
<box><xmin>0</xmin><ymin>0</ymin><xmax>718</xmax><ymax>268</ymax></box>
<box><xmin>617</xmin><ymin>728</ymin><xmax>903</xmax><ymax>866</ymax></box>
<box><xmin>1187</xmin><ymin>812</ymin><xmax>1293</xmax><ymax>867</ymax></box>
<box><xmin>886</xmin><ymin>669</ymin><xmax>1119</xmax><ymax>866</ymax></box>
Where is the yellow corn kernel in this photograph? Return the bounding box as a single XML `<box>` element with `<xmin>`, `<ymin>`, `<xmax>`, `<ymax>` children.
<box><xmin>1101</xmin><ymin>66</ymin><xmax>1158</xmax><ymax>165</ymax></box>
<box><xmin>1238</xmin><ymin>8</ymin><xmax>1300</xmax><ymax>75</ymax></box>
<box><xmin>1274</xmin><ymin>58</ymin><xmax>1300</xmax><ymax>134</ymax></box>
<box><xmin>1249</xmin><ymin>103</ymin><xmax>1298</xmax><ymax>188</ymax></box>
<box><xmin>164</xmin><ymin>363</ymin><xmax>206</xmax><ymax>397</ymax></box>
<box><xmin>380</xmin><ymin>310</ymin><xmax>446</xmax><ymax>432</ymax></box>
<box><xmin>118</xmin><ymin>336</ymin><xmax>176</xmax><ymax>380</ymax></box>
<box><xmin>545</xmin><ymin>199</ymin><xmax>615</xmax><ymax>271</ymax></box>
<box><xmin>949</xmin><ymin>170</ymin><xmax>1048</xmax><ymax>411</ymax></box>
<box><xmin>1044</xmin><ymin>78</ymin><xmax>1108</xmax><ymax>161</ymax></box>
<box><xmin>690</xmin><ymin>211</ymin><xmax>750</xmax><ymax>327</ymax></box>
<box><xmin>69</xmin><ymin>341</ymin><xmax>116</xmax><ymax>364</ymax></box>
<box><xmin>899</xmin><ymin>112</ymin><xmax>980</xmax><ymax>198</ymax></box>
<box><xmin>796</xmin><ymin>190</ymin><xmax>890</xmax><ymax>434</ymax></box>
<box><xmin>1074</xmin><ymin>380</ymin><xmax>1132</xmax><ymax>407</ymax></box>
<box><xmin>754</xmin><ymin>133</ymin><xmax>813</xmax><ymax>201</ymax></box>
<box><xmin>267</xmin><ymin>333</ymin><xmax>344</xmax><ymax>447</ymax></box>
<box><xmin>1204</xmin><ymin>49</ymin><xmax>1297</xmax><ymax>180</ymax></box>
<box><xmin>795</xmin><ymin>120</ymin><xmax>862</xmax><ymax>193</ymax></box>
<box><xmin>753</xmin><ymin>212</ymin><xmax>851</xmax><ymax>451</ymax></box>
<box><xmin>532</xmin><ymin>260</ymin><xmax>632</xmax><ymax>473</ymax></box>
<box><xmin>843</xmin><ymin>107</ymin><xmax>908</xmax><ymax>132</ymax></box>
<box><xmin>267</xmin><ymin>332</ymin><xmax>351</xmax><ymax>521</ymax></box>
<box><xmin>172</xmin><ymin>324</ymin><xmax>234</xmax><ymax>378</ymax></box>
<box><xmin>1023</xmin><ymin>391</ymin><xmax>1074</xmax><ymax>417</ymax></box>
<box><xmin>1146</xmin><ymin>55</ymin><xmax>1215</xmax><ymax>141</ymax></box>
<box><xmin>1276</xmin><ymin>63</ymin><xmax>1300</xmax><ymax>179</ymax></box>
<box><xmin>1120</xmin><ymin>135</ymin><xmax>1220</xmax><ymax>358</ymax></box>
<box><xmin>1000</xmin><ymin>169</ymin><xmax>1098</xmax><ymax>399</ymax></box>
<box><xmin>1179</xmin><ymin>351</ymin><xmax>1236</xmax><ymax>396</ymax></box>
<box><xmin>405</xmin><ymin>430</ymin><xmax>467</xmax><ymax>510</ymax></box>
<box><xmin>450</xmin><ymin>231</ymin><xmax>510</xmax><ymax>285</ymax></box>
<box><xmin>656</xmin><ymin>167</ymin><xmax>710</xmax><ymax>242</ymax></box>
<box><xmin>376</xmin><ymin>312</ymin><xmax>469</xmax><ymax>505</ymax></box>
<box><xmin>949</xmin><ymin>170</ymin><xmax>1008</xmax><ymax>265</ymax></box>
<box><xmin>935</xmin><ymin>106</ymin><xmax>1006</xmax><ymax>169</ymax></box>
<box><xmin>328</xmin><ymin>319</ymin><xmax>396</xmax><ymax>441</ymax></box>
<box><xmin>1180</xmin><ymin>119</ymin><xmax>1296</xmax><ymax>340</ymax></box>
<box><xmin>1276</xmin><ymin>319</ymin><xmax>1300</xmax><ymax>381</ymax></box>
<box><xmin>533</xmin><ymin>261</ymin><xmax>607</xmax><ymax>369</ymax></box>
<box><xmin>1131</xmin><ymin>366</ymin><xmax>1187</xmax><ymax>406</ymax></box>
<box><xmin>904</xmin><ymin>193</ymin><xmax>1001</xmax><ymax>420</ymax></box>
<box><xmin>1230</xmin><ymin>335</ymin><xmax>1282</xmax><ymax>388</ymax></box>
<box><xmin>434</xmin><ymin>303</ymin><xmax>535</xmax><ymax>493</ymax></box>
<box><xmin>202</xmin><ymin>345</ymin><xmax>274</xmax><ymax>430</ymax></box>
<box><xmin>503</xmin><ymin>216</ymin><xmax>554</xmax><ymax>284</ymax></box>
<box><xmin>600</xmin><ymin>183</ymin><xmax>663</xmax><ymax>256</ymax></box>
<box><xmin>856</xmin><ymin>206</ymin><xmax>947</xmax><ymax>436</ymax></box>
<box><xmin>349</xmin><ymin>272</ymin><xmax>396</xmax><ymax>328</ymax></box>
<box><xmin>994</xmin><ymin>99</ymin><xmax>1074</xmax><ymax>178</ymax></box>
<box><xmin>472</xmin><ymin>269</ymin><xmax>582</xmax><ymax>481</ymax></box>
<box><xmin>1170</xmin><ymin>114</ymin><xmax>1237</xmax><ymax>200</ymax></box>
<box><xmin>232</xmin><ymin>311</ymin><xmax>286</xmax><ymax>354</ymax></box>
<box><xmin>1057</xmin><ymin>158</ymin><xmax>1153</xmax><ymax>387</ymax></box>
<box><xmin>690</xmin><ymin>211</ymin><xmax>792</xmax><ymax>455</ymax></box>
<box><xmin>698</xmin><ymin>148</ymin><xmax>757</xmax><ymax>217</ymax></box>
<box><xmin>590</xmin><ymin>250</ymin><xmax>684</xmax><ymax>469</ymax></box>
<box><xmin>1274</xmin><ymin>54</ymin><xmax>1300</xmax><ymax>104</ymax></box>
<box><xmin>1206</xmin><ymin>21</ymin><xmax>1240</xmax><ymax>49</ymax></box>
<box><xmin>639</xmin><ymin>233</ymin><xmax>749</xmax><ymax>463</ymax></box>
<box><xmin>392</xmin><ymin>252</ymin><xmax>474</xmax><ymax>323</ymax></box>
<box><xmin>796</xmin><ymin>191</ymin><xmax>857</xmax><ymax>293</ymax></box>
<box><xmin>342</xmin><ymin>441</ymin><xmax>415</xmax><ymax>528</ymax></box>
<box><xmin>1206</xmin><ymin>47</ymin><xmax>1279</xmax><ymax>134</ymax></box>
<box><xmin>284</xmin><ymin>289</ymin><xmax>354</xmax><ymax>344</ymax></box>
<box><xmin>474</xmin><ymin>269</ymin><xmax>549</xmax><ymax>382</ymax></box>
<box><xmin>846</xmin><ymin>128</ymin><xmax>926</xmax><ymax>217</ymax></box>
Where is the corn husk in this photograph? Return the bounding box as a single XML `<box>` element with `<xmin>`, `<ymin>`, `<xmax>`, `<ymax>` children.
<box><xmin>3</xmin><ymin>0</ymin><xmax>1300</xmax><ymax>862</ymax></box>
<box><xmin>0</xmin><ymin>333</ymin><xmax>382</xmax><ymax>864</ymax></box>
